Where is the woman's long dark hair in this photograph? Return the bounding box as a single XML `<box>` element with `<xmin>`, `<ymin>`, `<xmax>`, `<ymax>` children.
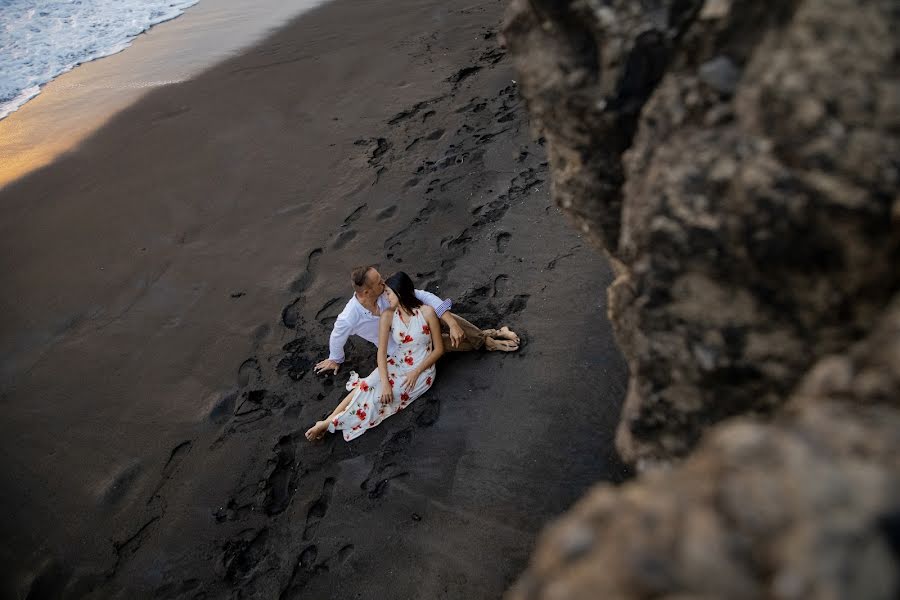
<box><xmin>385</xmin><ymin>271</ymin><xmax>423</xmax><ymax>313</ymax></box>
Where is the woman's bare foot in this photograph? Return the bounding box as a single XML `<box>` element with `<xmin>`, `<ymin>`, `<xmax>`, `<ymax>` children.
<box><xmin>485</xmin><ymin>337</ymin><xmax>519</xmax><ymax>352</ymax></box>
<box><xmin>305</xmin><ymin>420</ymin><xmax>329</xmax><ymax>441</ymax></box>
<box><xmin>495</xmin><ymin>326</ymin><xmax>520</xmax><ymax>344</ymax></box>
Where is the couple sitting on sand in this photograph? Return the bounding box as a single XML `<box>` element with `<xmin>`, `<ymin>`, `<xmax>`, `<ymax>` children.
<box><xmin>305</xmin><ymin>266</ymin><xmax>519</xmax><ymax>442</ymax></box>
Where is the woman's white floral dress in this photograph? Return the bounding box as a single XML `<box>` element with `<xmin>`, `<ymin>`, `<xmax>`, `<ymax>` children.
<box><xmin>328</xmin><ymin>308</ymin><xmax>436</xmax><ymax>441</ymax></box>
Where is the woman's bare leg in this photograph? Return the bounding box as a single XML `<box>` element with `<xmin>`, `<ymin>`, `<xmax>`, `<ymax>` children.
<box><xmin>305</xmin><ymin>389</ymin><xmax>357</xmax><ymax>441</ymax></box>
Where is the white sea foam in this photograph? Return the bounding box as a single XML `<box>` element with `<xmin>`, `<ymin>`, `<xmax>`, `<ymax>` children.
<box><xmin>0</xmin><ymin>0</ymin><xmax>199</xmax><ymax>120</ymax></box>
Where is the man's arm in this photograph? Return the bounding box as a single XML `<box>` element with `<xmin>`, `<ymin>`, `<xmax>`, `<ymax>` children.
<box><xmin>414</xmin><ymin>289</ymin><xmax>464</xmax><ymax>347</ymax></box>
<box><xmin>413</xmin><ymin>289</ymin><xmax>452</xmax><ymax>317</ymax></box>
<box><xmin>314</xmin><ymin>311</ymin><xmax>355</xmax><ymax>375</ymax></box>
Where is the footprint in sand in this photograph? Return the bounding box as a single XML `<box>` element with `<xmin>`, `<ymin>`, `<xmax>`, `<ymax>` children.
<box><xmin>504</xmin><ymin>294</ymin><xmax>530</xmax><ymax>316</ymax></box>
<box><xmin>290</xmin><ymin>248</ymin><xmax>323</xmax><ymax>294</ymax></box>
<box><xmin>360</xmin><ymin>428</ymin><xmax>414</xmax><ymax>499</ymax></box>
<box><xmin>148</xmin><ymin>441</ymin><xmax>193</xmax><ymax>502</ymax></box>
<box><xmin>376</xmin><ymin>205</ymin><xmax>397</xmax><ymax>221</ymax></box>
<box><xmin>299</xmin><ymin>545</ymin><xmax>318</xmax><ymax>568</ymax></box>
<box><xmin>237</xmin><ymin>358</ymin><xmax>261</xmax><ymax>388</ymax></box>
<box><xmin>315</xmin><ymin>297</ymin><xmax>344</xmax><ymax>327</ymax></box>
<box><xmin>282</xmin><ymin>298</ymin><xmax>305</xmax><ymax>330</ymax></box>
<box><xmin>96</xmin><ymin>461</ymin><xmax>143</xmax><ymax>508</ymax></box>
<box><xmin>332</xmin><ymin>229</ymin><xmax>357</xmax><ymax>250</ymax></box>
<box><xmin>282</xmin><ymin>541</ymin><xmax>354</xmax><ymax>598</ymax></box>
<box><xmin>336</xmin><ymin>544</ymin><xmax>355</xmax><ymax>565</ymax></box>
<box><xmin>342</xmin><ymin>204</ymin><xmax>367</xmax><ymax>227</ymax></box>
<box><xmin>414</xmin><ymin>396</ymin><xmax>441</xmax><ymax>428</ymax></box>
<box><xmin>496</xmin><ymin>231</ymin><xmax>511</xmax><ymax>254</ymax></box>
<box><xmin>367</xmin><ymin>138</ymin><xmax>391</xmax><ymax>166</ymax></box>
<box><xmin>302</xmin><ymin>477</ymin><xmax>336</xmax><ymax>540</ymax></box>
<box><xmin>493</xmin><ymin>274</ymin><xmax>510</xmax><ymax>298</ymax></box>
<box><xmin>547</xmin><ymin>249</ymin><xmax>577</xmax><ymax>271</ymax></box>
<box><xmin>220</xmin><ymin>527</ymin><xmax>269</xmax><ymax>583</ymax></box>
<box><xmin>283</xmin><ymin>247</ymin><xmax>324</xmax><ymax>329</ymax></box>
<box><xmin>208</xmin><ymin>392</ymin><xmax>239</xmax><ymax>423</ymax></box>
<box><xmin>252</xmin><ymin>324</ymin><xmax>270</xmax><ymax>342</ymax></box>
<box><xmin>262</xmin><ymin>434</ymin><xmax>298</xmax><ymax>516</ymax></box>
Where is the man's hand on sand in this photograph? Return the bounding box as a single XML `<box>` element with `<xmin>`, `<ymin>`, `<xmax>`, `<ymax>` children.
<box><xmin>314</xmin><ymin>359</ymin><xmax>340</xmax><ymax>375</ymax></box>
<box><xmin>448</xmin><ymin>321</ymin><xmax>464</xmax><ymax>348</ymax></box>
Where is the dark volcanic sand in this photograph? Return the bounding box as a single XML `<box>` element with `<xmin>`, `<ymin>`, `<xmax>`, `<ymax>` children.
<box><xmin>0</xmin><ymin>0</ymin><xmax>630</xmax><ymax>597</ymax></box>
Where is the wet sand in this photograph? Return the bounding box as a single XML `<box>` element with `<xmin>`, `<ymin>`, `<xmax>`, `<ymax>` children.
<box><xmin>0</xmin><ymin>0</ymin><xmax>629</xmax><ymax>597</ymax></box>
<box><xmin>0</xmin><ymin>0</ymin><xmax>326</xmax><ymax>189</ymax></box>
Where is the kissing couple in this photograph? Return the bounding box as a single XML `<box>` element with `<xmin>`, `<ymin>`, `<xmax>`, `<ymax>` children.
<box><xmin>305</xmin><ymin>266</ymin><xmax>519</xmax><ymax>442</ymax></box>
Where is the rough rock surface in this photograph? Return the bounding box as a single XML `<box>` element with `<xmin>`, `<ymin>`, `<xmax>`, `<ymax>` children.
<box><xmin>503</xmin><ymin>0</ymin><xmax>900</xmax><ymax>597</ymax></box>
<box><xmin>507</xmin><ymin>296</ymin><xmax>900</xmax><ymax>599</ymax></box>
<box><xmin>505</xmin><ymin>0</ymin><xmax>900</xmax><ymax>464</ymax></box>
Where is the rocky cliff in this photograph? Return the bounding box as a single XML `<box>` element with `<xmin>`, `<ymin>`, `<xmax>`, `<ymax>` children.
<box><xmin>503</xmin><ymin>0</ymin><xmax>899</xmax><ymax>596</ymax></box>
<box><xmin>505</xmin><ymin>0</ymin><xmax>898</xmax><ymax>465</ymax></box>
<box><xmin>507</xmin><ymin>298</ymin><xmax>900</xmax><ymax>598</ymax></box>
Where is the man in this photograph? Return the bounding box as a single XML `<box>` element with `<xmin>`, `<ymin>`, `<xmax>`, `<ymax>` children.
<box><xmin>314</xmin><ymin>266</ymin><xmax>519</xmax><ymax>375</ymax></box>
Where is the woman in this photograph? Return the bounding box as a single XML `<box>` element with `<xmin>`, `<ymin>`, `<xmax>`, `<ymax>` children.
<box><xmin>305</xmin><ymin>271</ymin><xmax>444</xmax><ymax>441</ymax></box>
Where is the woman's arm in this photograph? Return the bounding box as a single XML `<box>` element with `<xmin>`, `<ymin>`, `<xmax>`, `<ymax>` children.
<box><xmin>378</xmin><ymin>309</ymin><xmax>394</xmax><ymax>404</ymax></box>
<box><xmin>403</xmin><ymin>306</ymin><xmax>444</xmax><ymax>390</ymax></box>
<box><xmin>413</xmin><ymin>289</ymin><xmax>463</xmax><ymax>346</ymax></box>
<box><xmin>425</xmin><ymin>305</ymin><xmax>445</xmax><ymax>361</ymax></box>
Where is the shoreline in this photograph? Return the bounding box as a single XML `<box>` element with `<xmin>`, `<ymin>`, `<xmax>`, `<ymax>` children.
<box><xmin>0</xmin><ymin>0</ymin><xmax>327</xmax><ymax>190</ymax></box>
<box><xmin>0</xmin><ymin>0</ymin><xmax>200</xmax><ymax>121</ymax></box>
<box><xmin>0</xmin><ymin>0</ymin><xmax>629</xmax><ymax>596</ymax></box>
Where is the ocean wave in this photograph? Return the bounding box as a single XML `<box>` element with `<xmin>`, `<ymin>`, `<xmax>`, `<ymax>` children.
<box><xmin>0</xmin><ymin>0</ymin><xmax>199</xmax><ymax>120</ymax></box>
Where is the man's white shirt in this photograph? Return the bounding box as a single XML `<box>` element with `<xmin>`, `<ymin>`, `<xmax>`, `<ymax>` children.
<box><xmin>327</xmin><ymin>290</ymin><xmax>451</xmax><ymax>363</ymax></box>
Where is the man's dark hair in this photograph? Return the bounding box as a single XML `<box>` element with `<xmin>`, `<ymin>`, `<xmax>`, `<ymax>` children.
<box><xmin>350</xmin><ymin>265</ymin><xmax>376</xmax><ymax>289</ymax></box>
<box><xmin>385</xmin><ymin>271</ymin><xmax>423</xmax><ymax>313</ymax></box>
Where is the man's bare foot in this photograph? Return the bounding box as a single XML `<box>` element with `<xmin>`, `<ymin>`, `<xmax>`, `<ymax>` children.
<box><xmin>305</xmin><ymin>420</ymin><xmax>329</xmax><ymax>441</ymax></box>
<box><xmin>485</xmin><ymin>337</ymin><xmax>519</xmax><ymax>352</ymax></box>
<box><xmin>496</xmin><ymin>326</ymin><xmax>520</xmax><ymax>344</ymax></box>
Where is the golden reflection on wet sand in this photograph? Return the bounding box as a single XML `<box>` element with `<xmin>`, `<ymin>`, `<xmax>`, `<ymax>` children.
<box><xmin>0</xmin><ymin>0</ymin><xmax>326</xmax><ymax>191</ymax></box>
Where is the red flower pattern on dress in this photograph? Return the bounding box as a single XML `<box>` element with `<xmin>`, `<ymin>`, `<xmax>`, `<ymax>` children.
<box><xmin>334</xmin><ymin>309</ymin><xmax>438</xmax><ymax>440</ymax></box>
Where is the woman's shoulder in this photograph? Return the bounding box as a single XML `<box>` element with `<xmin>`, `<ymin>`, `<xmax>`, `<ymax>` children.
<box><xmin>380</xmin><ymin>306</ymin><xmax>396</xmax><ymax>320</ymax></box>
<box><xmin>419</xmin><ymin>304</ymin><xmax>436</xmax><ymax>317</ymax></box>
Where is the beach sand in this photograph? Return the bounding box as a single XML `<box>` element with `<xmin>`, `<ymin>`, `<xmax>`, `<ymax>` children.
<box><xmin>0</xmin><ymin>0</ymin><xmax>629</xmax><ymax>597</ymax></box>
